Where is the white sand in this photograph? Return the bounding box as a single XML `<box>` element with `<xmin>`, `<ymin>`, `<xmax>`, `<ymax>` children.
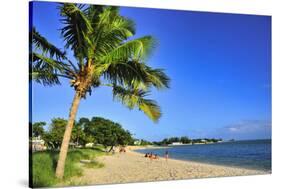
<box><xmin>60</xmin><ymin>147</ymin><xmax>269</xmax><ymax>186</ymax></box>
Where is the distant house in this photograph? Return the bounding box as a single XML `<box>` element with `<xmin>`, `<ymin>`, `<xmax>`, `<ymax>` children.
<box><xmin>170</xmin><ymin>142</ymin><xmax>183</xmax><ymax>146</ymax></box>
<box><xmin>200</xmin><ymin>139</ymin><xmax>207</xmax><ymax>143</ymax></box>
<box><xmin>134</xmin><ymin>140</ymin><xmax>141</xmax><ymax>145</ymax></box>
<box><xmin>85</xmin><ymin>143</ymin><xmax>94</xmax><ymax>148</ymax></box>
<box><xmin>31</xmin><ymin>136</ymin><xmax>46</xmax><ymax>151</ymax></box>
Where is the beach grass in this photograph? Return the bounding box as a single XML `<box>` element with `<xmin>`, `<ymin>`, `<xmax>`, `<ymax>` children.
<box><xmin>83</xmin><ymin>160</ymin><xmax>105</xmax><ymax>168</ymax></box>
<box><xmin>31</xmin><ymin>148</ymin><xmax>105</xmax><ymax>187</ymax></box>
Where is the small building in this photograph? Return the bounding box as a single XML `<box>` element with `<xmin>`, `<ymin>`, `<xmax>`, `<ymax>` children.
<box><xmin>31</xmin><ymin>136</ymin><xmax>46</xmax><ymax>151</ymax></box>
<box><xmin>85</xmin><ymin>143</ymin><xmax>94</xmax><ymax>148</ymax></box>
<box><xmin>134</xmin><ymin>140</ymin><xmax>141</xmax><ymax>145</ymax></box>
<box><xmin>170</xmin><ymin>142</ymin><xmax>183</xmax><ymax>145</ymax></box>
<box><xmin>200</xmin><ymin>139</ymin><xmax>207</xmax><ymax>143</ymax></box>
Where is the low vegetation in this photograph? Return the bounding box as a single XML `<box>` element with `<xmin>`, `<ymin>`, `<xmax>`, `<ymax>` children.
<box><xmin>31</xmin><ymin>148</ymin><xmax>105</xmax><ymax>187</ymax></box>
<box><xmin>83</xmin><ymin>160</ymin><xmax>104</xmax><ymax>169</ymax></box>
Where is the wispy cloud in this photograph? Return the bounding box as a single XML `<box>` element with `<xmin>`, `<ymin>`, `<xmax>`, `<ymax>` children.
<box><xmin>214</xmin><ymin>120</ymin><xmax>272</xmax><ymax>140</ymax></box>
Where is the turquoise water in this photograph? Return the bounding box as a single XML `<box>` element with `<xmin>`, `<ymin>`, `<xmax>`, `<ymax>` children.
<box><xmin>135</xmin><ymin>139</ymin><xmax>271</xmax><ymax>171</ymax></box>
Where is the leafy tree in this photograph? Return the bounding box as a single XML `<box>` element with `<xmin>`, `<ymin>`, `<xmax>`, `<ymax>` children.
<box><xmin>30</xmin><ymin>3</ymin><xmax>170</xmax><ymax>178</ymax></box>
<box><xmin>180</xmin><ymin>136</ymin><xmax>191</xmax><ymax>144</ymax></box>
<box><xmin>152</xmin><ymin>141</ymin><xmax>161</xmax><ymax>146</ymax></box>
<box><xmin>78</xmin><ymin>117</ymin><xmax>95</xmax><ymax>144</ymax></box>
<box><xmin>87</xmin><ymin>117</ymin><xmax>133</xmax><ymax>151</ymax></box>
<box><xmin>172</xmin><ymin>137</ymin><xmax>180</xmax><ymax>143</ymax></box>
<box><xmin>42</xmin><ymin>118</ymin><xmax>67</xmax><ymax>149</ymax></box>
<box><xmin>117</xmin><ymin>129</ymin><xmax>134</xmax><ymax>146</ymax></box>
<box><xmin>32</xmin><ymin>122</ymin><xmax>46</xmax><ymax>138</ymax></box>
<box><xmin>139</xmin><ymin>139</ymin><xmax>152</xmax><ymax>145</ymax></box>
<box><xmin>71</xmin><ymin>121</ymin><xmax>86</xmax><ymax>146</ymax></box>
<box><xmin>162</xmin><ymin>138</ymin><xmax>169</xmax><ymax>145</ymax></box>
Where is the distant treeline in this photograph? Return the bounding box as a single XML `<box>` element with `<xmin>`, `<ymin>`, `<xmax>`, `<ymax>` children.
<box><xmin>32</xmin><ymin>117</ymin><xmax>223</xmax><ymax>150</ymax></box>
<box><xmin>151</xmin><ymin>136</ymin><xmax>222</xmax><ymax>146</ymax></box>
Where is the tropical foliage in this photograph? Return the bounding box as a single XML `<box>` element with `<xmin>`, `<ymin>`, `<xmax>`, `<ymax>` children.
<box><xmin>30</xmin><ymin>3</ymin><xmax>170</xmax><ymax>178</ymax></box>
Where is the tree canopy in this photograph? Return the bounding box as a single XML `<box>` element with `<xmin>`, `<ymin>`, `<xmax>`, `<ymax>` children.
<box><xmin>32</xmin><ymin>122</ymin><xmax>46</xmax><ymax>138</ymax></box>
<box><xmin>81</xmin><ymin>117</ymin><xmax>133</xmax><ymax>151</ymax></box>
<box><xmin>34</xmin><ymin>117</ymin><xmax>134</xmax><ymax>151</ymax></box>
<box><xmin>42</xmin><ymin>118</ymin><xmax>67</xmax><ymax>149</ymax></box>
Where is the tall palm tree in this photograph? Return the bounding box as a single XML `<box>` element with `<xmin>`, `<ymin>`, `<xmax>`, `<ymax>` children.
<box><xmin>30</xmin><ymin>3</ymin><xmax>170</xmax><ymax>179</ymax></box>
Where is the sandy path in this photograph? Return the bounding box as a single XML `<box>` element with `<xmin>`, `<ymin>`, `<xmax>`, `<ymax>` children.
<box><xmin>61</xmin><ymin>150</ymin><xmax>269</xmax><ymax>186</ymax></box>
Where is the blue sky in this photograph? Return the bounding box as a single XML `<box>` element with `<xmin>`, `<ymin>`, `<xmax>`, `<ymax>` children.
<box><xmin>31</xmin><ymin>2</ymin><xmax>271</xmax><ymax>141</ymax></box>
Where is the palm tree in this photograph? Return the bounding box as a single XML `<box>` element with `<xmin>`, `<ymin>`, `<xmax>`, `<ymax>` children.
<box><xmin>30</xmin><ymin>3</ymin><xmax>170</xmax><ymax>179</ymax></box>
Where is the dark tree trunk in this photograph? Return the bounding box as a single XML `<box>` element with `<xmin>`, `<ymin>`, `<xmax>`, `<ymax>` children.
<box><xmin>108</xmin><ymin>145</ymin><xmax>114</xmax><ymax>152</ymax></box>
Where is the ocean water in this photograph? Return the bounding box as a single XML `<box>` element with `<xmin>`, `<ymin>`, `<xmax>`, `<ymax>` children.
<box><xmin>135</xmin><ymin>139</ymin><xmax>271</xmax><ymax>171</ymax></box>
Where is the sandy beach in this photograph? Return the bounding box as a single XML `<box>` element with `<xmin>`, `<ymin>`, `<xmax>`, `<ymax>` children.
<box><xmin>60</xmin><ymin>146</ymin><xmax>269</xmax><ymax>186</ymax></box>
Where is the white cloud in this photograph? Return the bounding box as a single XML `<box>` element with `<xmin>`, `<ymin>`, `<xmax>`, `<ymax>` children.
<box><xmin>211</xmin><ymin>120</ymin><xmax>271</xmax><ymax>140</ymax></box>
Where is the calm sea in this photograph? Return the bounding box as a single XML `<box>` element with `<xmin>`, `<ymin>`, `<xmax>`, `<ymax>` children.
<box><xmin>135</xmin><ymin>139</ymin><xmax>271</xmax><ymax>171</ymax></box>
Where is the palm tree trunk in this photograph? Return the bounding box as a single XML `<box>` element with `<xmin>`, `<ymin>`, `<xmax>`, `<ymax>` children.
<box><xmin>108</xmin><ymin>145</ymin><xmax>114</xmax><ymax>152</ymax></box>
<box><xmin>55</xmin><ymin>91</ymin><xmax>81</xmax><ymax>179</ymax></box>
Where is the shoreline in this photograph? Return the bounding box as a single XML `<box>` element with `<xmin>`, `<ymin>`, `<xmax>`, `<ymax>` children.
<box><xmin>129</xmin><ymin>145</ymin><xmax>270</xmax><ymax>172</ymax></box>
<box><xmin>131</xmin><ymin>148</ymin><xmax>270</xmax><ymax>173</ymax></box>
<box><xmin>60</xmin><ymin>146</ymin><xmax>270</xmax><ymax>186</ymax></box>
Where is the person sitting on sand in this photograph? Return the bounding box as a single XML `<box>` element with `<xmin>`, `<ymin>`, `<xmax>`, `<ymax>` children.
<box><xmin>119</xmin><ymin>147</ymin><xmax>124</xmax><ymax>153</ymax></box>
<box><xmin>148</xmin><ymin>152</ymin><xmax>154</xmax><ymax>160</ymax></box>
<box><xmin>144</xmin><ymin>153</ymin><xmax>148</xmax><ymax>157</ymax></box>
<box><xmin>119</xmin><ymin>147</ymin><xmax>126</xmax><ymax>153</ymax></box>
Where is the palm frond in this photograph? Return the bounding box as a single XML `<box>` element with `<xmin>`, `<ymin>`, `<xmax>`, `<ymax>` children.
<box><xmin>112</xmin><ymin>85</ymin><xmax>161</xmax><ymax>122</ymax></box>
<box><xmin>32</xmin><ymin>53</ymin><xmax>70</xmax><ymax>71</ymax></box>
<box><xmin>30</xmin><ymin>54</ymin><xmax>60</xmax><ymax>86</ymax></box>
<box><xmin>31</xmin><ymin>27</ymin><xmax>66</xmax><ymax>60</ymax></box>
<box><xmin>30</xmin><ymin>53</ymin><xmax>73</xmax><ymax>85</ymax></box>
<box><xmin>143</xmin><ymin>66</ymin><xmax>170</xmax><ymax>89</ymax></box>
<box><xmin>93</xmin><ymin>17</ymin><xmax>135</xmax><ymax>57</ymax></box>
<box><xmin>101</xmin><ymin>36</ymin><xmax>157</xmax><ymax>63</ymax></box>
<box><xmin>102</xmin><ymin>60</ymin><xmax>147</xmax><ymax>86</ymax></box>
<box><xmin>138</xmin><ymin>98</ymin><xmax>161</xmax><ymax>122</ymax></box>
<box><xmin>30</xmin><ymin>71</ymin><xmax>60</xmax><ymax>86</ymax></box>
<box><xmin>60</xmin><ymin>3</ymin><xmax>94</xmax><ymax>61</ymax></box>
<box><xmin>102</xmin><ymin>59</ymin><xmax>170</xmax><ymax>91</ymax></box>
<box><xmin>86</xmin><ymin>6</ymin><xmax>135</xmax><ymax>58</ymax></box>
